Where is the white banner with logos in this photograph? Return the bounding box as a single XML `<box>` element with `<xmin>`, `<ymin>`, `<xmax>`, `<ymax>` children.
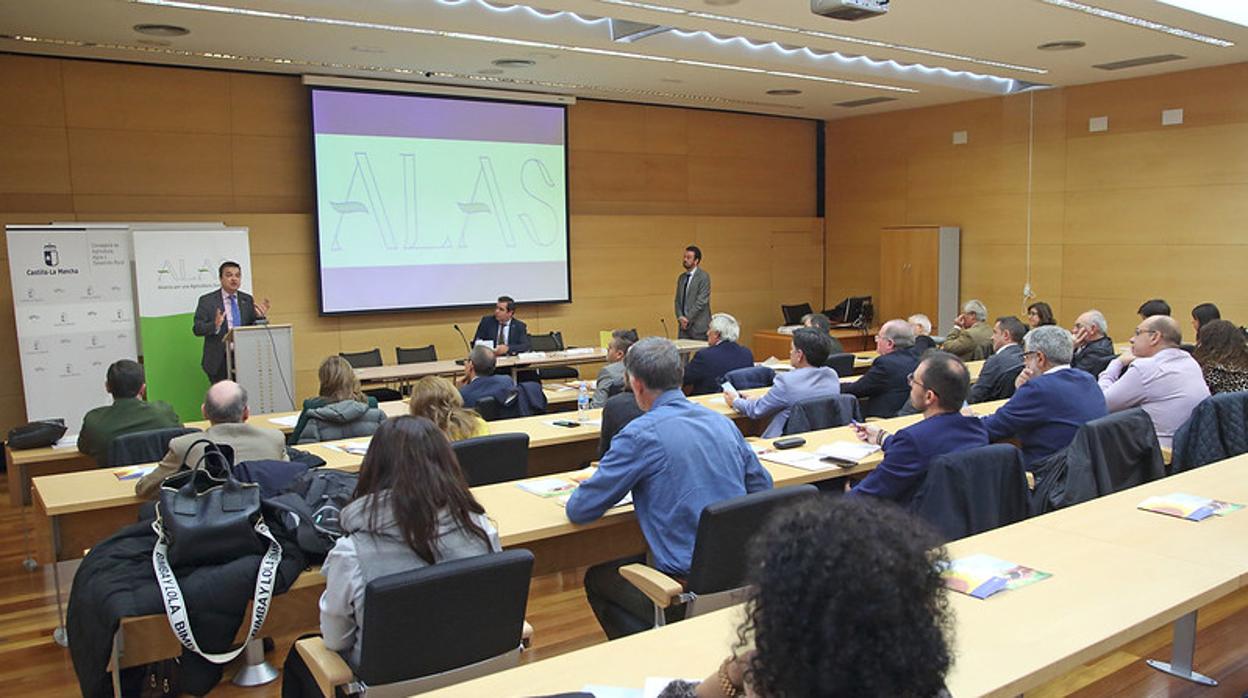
<box><xmin>6</xmin><ymin>225</ymin><xmax>138</xmax><ymax>434</ymax></box>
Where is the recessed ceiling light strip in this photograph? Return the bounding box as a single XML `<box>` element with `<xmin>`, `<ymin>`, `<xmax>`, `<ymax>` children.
<box><xmin>128</xmin><ymin>0</ymin><xmax>916</xmax><ymax>93</ymax></box>
<box><xmin>1037</xmin><ymin>0</ymin><xmax>1233</xmax><ymax>47</ymax></box>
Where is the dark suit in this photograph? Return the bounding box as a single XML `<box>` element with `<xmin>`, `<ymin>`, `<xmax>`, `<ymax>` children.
<box><xmin>459</xmin><ymin>374</ymin><xmax>516</xmax><ymax>408</ymax></box>
<box><xmin>682</xmin><ymin>340</ymin><xmax>754</xmax><ymax>395</ymax></box>
<box><xmin>598</xmin><ymin>390</ymin><xmax>644</xmax><ymax>458</ymax></box>
<box><xmin>1072</xmin><ymin>335</ymin><xmax>1116</xmax><ymax>377</ymax></box>
<box><xmin>193</xmin><ymin>289</ymin><xmax>258</xmax><ymax>383</ymax></box>
<box><xmin>843</xmin><ymin>345</ymin><xmax>922</xmax><ymax>418</ymax></box>
<box><xmin>969</xmin><ymin>343</ymin><xmax>1024</xmax><ymax>404</ymax></box>
<box><xmin>850</xmin><ymin>412</ymin><xmax>990</xmax><ymax>507</ymax></box>
<box><xmin>674</xmin><ymin>268</ymin><xmax>711</xmax><ymax>339</ymax></box>
<box><xmin>981</xmin><ymin>367</ymin><xmax>1108</xmax><ymax>467</ymax></box>
<box><xmin>472</xmin><ymin>316</ymin><xmax>531</xmax><ymax>355</ymax></box>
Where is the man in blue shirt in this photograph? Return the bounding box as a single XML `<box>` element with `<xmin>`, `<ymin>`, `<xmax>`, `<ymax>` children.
<box><xmin>850</xmin><ymin>351</ymin><xmax>989</xmax><ymax>507</ymax></box>
<box><xmin>566</xmin><ymin>337</ymin><xmax>773</xmax><ymax>639</ymax></box>
<box><xmin>726</xmin><ymin>327</ymin><xmax>841</xmax><ymax>437</ymax></box>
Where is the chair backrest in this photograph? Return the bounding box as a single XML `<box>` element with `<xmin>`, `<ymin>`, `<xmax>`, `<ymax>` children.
<box><xmin>452</xmin><ymin>433</ymin><xmax>530</xmax><ymax>486</ymax></box>
<box><xmin>780</xmin><ymin>303</ymin><xmax>813</xmax><ymax>326</ymax></box>
<box><xmin>723</xmin><ymin>366</ymin><xmax>775</xmax><ymax>391</ymax></box>
<box><xmin>825</xmin><ymin>352</ymin><xmax>855</xmax><ymax>377</ymax></box>
<box><xmin>782</xmin><ymin>394</ymin><xmax>861</xmax><ymax>435</ymax></box>
<box><xmin>1171</xmin><ymin>391</ymin><xmax>1248</xmax><ymax>473</ymax></box>
<box><xmin>107</xmin><ymin>426</ymin><xmax>202</xmax><ymax>468</ymax></box>
<box><xmin>395</xmin><ymin>345</ymin><xmax>438</xmax><ymax>364</ymax></box>
<box><xmin>474</xmin><ymin>397</ymin><xmax>501</xmax><ymax>422</ymax></box>
<box><xmin>340</xmin><ymin>348</ymin><xmax>384</xmax><ymax>369</ymax></box>
<box><xmin>357</xmin><ymin>549</ymin><xmax>534</xmax><ymax>688</ymax></box>
<box><xmin>909</xmin><ymin>444</ymin><xmax>1030</xmax><ymax>542</ymax></box>
<box><xmin>529</xmin><ymin>332</ymin><xmax>564</xmax><ymax>352</ymax></box>
<box><xmin>686</xmin><ymin>485</ymin><xmax>819</xmax><ymax>597</ymax></box>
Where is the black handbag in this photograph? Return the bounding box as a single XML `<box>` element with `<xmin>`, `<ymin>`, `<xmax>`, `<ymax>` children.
<box><xmin>7</xmin><ymin>419</ymin><xmax>67</xmax><ymax>450</ymax></box>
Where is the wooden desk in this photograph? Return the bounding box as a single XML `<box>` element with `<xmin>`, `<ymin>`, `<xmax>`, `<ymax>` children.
<box><xmin>751</xmin><ymin>328</ymin><xmax>875</xmax><ymax>361</ymax></box>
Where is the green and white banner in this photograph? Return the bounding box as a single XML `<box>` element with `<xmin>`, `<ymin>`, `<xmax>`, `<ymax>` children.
<box><xmin>132</xmin><ymin>229</ymin><xmax>252</xmax><ymax>421</ymax></box>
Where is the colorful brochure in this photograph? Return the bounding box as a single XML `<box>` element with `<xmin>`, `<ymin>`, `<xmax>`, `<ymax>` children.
<box><xmin>941</xmin><ymin>554</ymin><xmax>1052</xmax><ymax>599</ymax></box>
<box><xmin>516</xmin><ymin>468</ymin><xmax>631</xmax><ymax>508</ymax></box>
<box><xmin>1137</xmin><ymin>493</ymin><xmax>1244</xmax><ymax>522</ymax></box>
<box><xmin>113</xmin><ymin>464</ymin><xmax>156</xmax><ymax>481</ymax></box>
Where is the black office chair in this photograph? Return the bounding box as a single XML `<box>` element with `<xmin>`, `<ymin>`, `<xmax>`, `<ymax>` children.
<box><xmin>620</xmin><ymin>486</ymin><xmax>819</xmax><ymax>628</ymax></box>
<box><xmin>780</xmin><ymin>303</ymin><xmax>813</xmax><ymax>326</ymax></box>
<box><xmin>526</xmin><ymin>331</ymin><xmax>578</xmax><ymax>381</ymax></box>
<box><xmin>723</xmin><ymin>366</ymin><xmax>775</xmax><ymax>391</ymax></box>
<box><xmin>452</xmin><ymin>433</ymin><xmax>530</xmax><ymax>486</ymax></box>
<box><xmin>106</xmin><ymin>427</ymin><xmax>202</xmax><ymax>467</ymax></box>
<box><xmin>782</xmin><ymin>394</ymin><xmax>861</xmax><ymax>435</ymax></box>
<box><xmin>395</xmin><ymin>345</ymin><xmax>437</xmax><ymax>364</ymax></box>
<box><xmin>295</xmin><ymin>549</ymin><xmax>535</xmax><ymax>696</ymax></box>
<box><xmin>1170</xmin><ymin>391</ymin><xmax>1248</xmax><ymax>473</ymax></box>
<box><xmin>339</xmin><ymin>349</ymin><xmax>384</xmax><ymax>368</ymax></box>
<box><xmin>825</xmin><ymin>352</ymin><xmax>856</xmax><ymax>377</ymax></box>
<box><xmin>909</xmin><ymin>444</ymin><xmax>1030</xmax><ymax>542</ymax></box>
<box><xmin>472</xmin><ymin>391</ymin><xmax>521</xmax><ymax>422</ymax></box>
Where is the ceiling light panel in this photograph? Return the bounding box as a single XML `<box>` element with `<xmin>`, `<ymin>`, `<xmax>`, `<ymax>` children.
<box><xmin>1156</xmin><ymin>0</ymin><xmax>1248</xmax><ymax>29</ymax></box>
<box><xmin>1038</xmin><ymin>0</ymin><xmax>1234</xmax><ymax>46</ymax></box>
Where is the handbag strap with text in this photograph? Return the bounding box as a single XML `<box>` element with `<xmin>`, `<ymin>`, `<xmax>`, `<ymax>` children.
<box><xmin>151</xmin><ymin>517</ymin><xmax>283</xmax><ymax>664</ymax></box>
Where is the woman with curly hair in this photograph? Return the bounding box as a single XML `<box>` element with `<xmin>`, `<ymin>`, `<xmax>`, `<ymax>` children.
<box><xmin>1026</xmin><ymin>301</ymin><xmax>1056</xmax><ymax>329</ymax></box>
<box><xmin>1193</xmin><ymin>319</ymin><xmax>1248</xmax><ymax>394</ymax></box>
<box><xmin>408</xmin><ymin>375</ymin><xmax>489</xmax><ymax>441</ymax></box>
<box><xmin>695</xmin><ymin>497</ymin><xmax>953</xmax><ymax>698</ymax></box>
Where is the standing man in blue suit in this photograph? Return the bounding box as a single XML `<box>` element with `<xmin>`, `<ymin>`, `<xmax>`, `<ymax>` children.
<box><xmin>472</xmin><ymin>295</ymin><xmax>531</xmax><ymax>356</ymax></box>
<box><xmin>850</xmin><ymin>351</ymin><xmax>989</xmax><ymax>507</ymax></box>
<box><xmin>193</xmin><ymin>261</ymin><xmax>269</xmax><ymax>384</ymax></box>
<box><xmin>683</xmin><ymin>313</ymin><xmax>754</xmax><ymax>395</ymax></box>
<box><xmin>727</xmin><ymin>328</ymin><xmax>841</xmax><ymax>437</ymax></box>
<box><xmin>674</xmin><ymin>245</ymin><xmax>711</xmax><ymax>340</ymax></box>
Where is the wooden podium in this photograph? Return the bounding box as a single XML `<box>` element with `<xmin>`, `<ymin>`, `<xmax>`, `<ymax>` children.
<box><xmin>226</xmin><ymin>323</ymin><xmax>295</xmax><ymax>414</ymax></box>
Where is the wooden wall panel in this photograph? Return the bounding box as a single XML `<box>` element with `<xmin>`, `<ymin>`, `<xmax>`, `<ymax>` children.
<box><xmin>0</xmin><ymin>54</ymin><xmax>820</xmax><ymax>431</ymax></box>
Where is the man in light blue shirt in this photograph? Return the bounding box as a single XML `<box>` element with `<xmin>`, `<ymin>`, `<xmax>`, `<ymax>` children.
<box><xmin>726</xmin><ymin>327</ymin><xmax>841</xmax><ymax>437</ymax></box>
<box><xmin>566</xmin><ymin>337</ymin><xmax>773</xmax><ymax>639</ymax></box>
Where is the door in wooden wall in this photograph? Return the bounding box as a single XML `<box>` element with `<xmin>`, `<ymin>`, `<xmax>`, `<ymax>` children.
<box><xmin>878</xmin><ymin>226</ymin><xmax>960</xmax><ymax>329</ymax></box>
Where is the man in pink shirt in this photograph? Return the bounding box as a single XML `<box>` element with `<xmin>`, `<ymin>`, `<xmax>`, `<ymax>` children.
<box><xmin>1097</xmin><ymin>315</ymin><xmax>1209</xmax><ymax>448</ymax></box>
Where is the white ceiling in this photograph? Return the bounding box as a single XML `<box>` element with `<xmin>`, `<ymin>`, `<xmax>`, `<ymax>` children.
<box><xmin>2</xmin><ymin>0</ymin><xmax>1247</xmax><ymax>119</ymax></box>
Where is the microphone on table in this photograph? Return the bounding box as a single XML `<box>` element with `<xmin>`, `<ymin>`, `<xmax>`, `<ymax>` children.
<box><xmin>660</xmin><ymin>318</ymin><xmax>670</xmax><ymax>339</ymax></box>
<box><xmin>453</xmin><ymin>324</ymin><xmax>472</xmax><ymax>353</ymax></box>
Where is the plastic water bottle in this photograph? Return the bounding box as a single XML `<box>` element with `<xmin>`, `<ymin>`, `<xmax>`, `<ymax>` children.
<box><xmin>577</xmin><ymin>381</ymin><xmax>590</xmax><ymax>422</ymax></box>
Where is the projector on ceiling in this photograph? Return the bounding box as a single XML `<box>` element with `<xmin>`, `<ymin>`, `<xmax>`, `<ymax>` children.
<box><xmin>811</xmin><ymin>0</ymin><xmax>889</xmax><ymax>21</ymax></box>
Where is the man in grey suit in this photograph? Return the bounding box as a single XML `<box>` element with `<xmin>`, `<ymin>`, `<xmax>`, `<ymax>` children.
<box><xmin>969</xmin><ymin>315</ymin><xmax>1026</xmax><ymax>403</ymax></box>
<box><xmin>674</xmin><ymin>245</ymin><xmax>711</xmax><ymax>340</ymax></box>
<box><xmin>193</xmin><ymin>261</ymin><xmax>270</xmax><ymax>383</ymax></box>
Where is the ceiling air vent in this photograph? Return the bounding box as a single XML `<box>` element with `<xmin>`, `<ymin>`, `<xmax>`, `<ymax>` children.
<box><xmin>834</xmin><ymin>96</ymin><xmax>898</xmax><ymax>108</ymax></box>
<box><xmin>1093</xmin><ymin>54</ymin><xmax>1185</xmax><ymax>70</ymax></box>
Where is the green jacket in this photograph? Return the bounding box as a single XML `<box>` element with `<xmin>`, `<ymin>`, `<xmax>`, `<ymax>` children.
<box><xmin>77</xmin><ymin>397</ymin><xmax>182</xmax><ymax>465</ymax></box>
<box><xmin>942</xmin><ymin>321</ymin><xmax>994</xmax><ymax>361</ymax></box>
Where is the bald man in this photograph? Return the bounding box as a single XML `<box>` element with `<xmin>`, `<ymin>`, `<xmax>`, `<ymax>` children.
<box><xmin>136</xmin><ymin>381</ymin><xmax>288</xmax><ymax>497</ymax></box>
<box><xmin>1097</xmin><ymin>315</ymin><xmax>1209</xmax><ymax>448</ymax></box>
<box><xmin>843</xmin><ymin>319</ymin><xmax>923</xmax><ymax>418</ymax></box>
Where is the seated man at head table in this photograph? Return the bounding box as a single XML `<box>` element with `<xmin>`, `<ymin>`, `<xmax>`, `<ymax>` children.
<box><xmin>800</xmin><ymin>312</ymin><xmax>845</xmax><ymax>355</ymax></box>
<box><xmin>682</xmin><ymin>312</ymin><xmax>755</xmax><ymax>396</ymax></box>
<box><xmin>941</xmin><ymin>299</ymin><xmax>993</xmax><ymax>361</ymax></box>
<box><xmin>726</xmin><ymin>327</ymin><xmax>841</xmax><ymax>438</ymax></box>
<box><xmin>471</xmin><ymin>294</ymin><xmax>531</xmax><ymax>356</ymax></box>
<box><xmin>1098</xmin><ymin>314</ymin><xmax>1209</xmax><ymax>449</ymax></box>
<box><xmin>967</xmin><ymin>316</ymin><xmax>1026</xmax><ymax>404</ymax></box>
<box><xmin>908</xmin><ymin>313</ymin><xmax>937</xmax><ymax>353</ymax></box>
<box><xmin>848</xmin><ymin>351</ymin><xmax>988</xmax><ymax>507</ymax></box>
<box><xmin>1071</xmin><ymin>309</ymin><xmax>1116</xmax><ymax>377</ymax></box>
<box><xmin>565</xmin><ymin>337</ymin><xmax>773</xmax><ymax>640</ymax></box>
<box><xmin>78</xmin><ymin>359</ymin><xmax>182</xmax><ymax>466</ymax></box>
<box><xmin>456</xmin><ymin>345</ymin><xmax>517</xmax><ymax>409</ymax></box>
<box><xmin>591</xmin><ymin>329</ymin><xmax>638</xmax><ymax>408</ymax></box>
<box><xmin>136</xmin><ymin>381</ymin><xmax>287</xmax><ymax>497</ymax></box>
<box><xmin>843</xmin><ymin>319</ymin><xmax>922</xmax><ymax>418</ymax></box>
<box><xmin>980</xmin><ymin>325</ymin><xmax>1107</xmax><ymax>468</ymax></box>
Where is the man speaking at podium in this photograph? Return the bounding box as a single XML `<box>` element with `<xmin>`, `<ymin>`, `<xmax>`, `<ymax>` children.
<box><xmin>193</xmin><ymin>261</ymin><xmax>270</xmax><ymax>383</ymax></box>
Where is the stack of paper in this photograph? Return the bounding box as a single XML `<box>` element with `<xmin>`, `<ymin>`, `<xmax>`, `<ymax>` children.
<box><xmin>816</xmin><ymin>441</ymin><xmax>881</xmax><ymax>461</ymax></box>
<box><xmin>516</xmin><ymin>468</ymin><xmax>630</xmax><ymax>508</ymax></box>
<box><xmin>1138</xmin><ymin>493</ymin><xmax>1244</xmax><ymax>521</ymax></box>
<box><xmin>268</xmin><ymin>414</ymin><xmax>300</xmax><ymax>428</ymax></box>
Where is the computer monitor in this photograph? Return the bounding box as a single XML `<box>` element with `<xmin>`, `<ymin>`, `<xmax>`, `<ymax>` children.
<box><xmin>824</xmin><ymin>296</ymin><xmax>872</xmax><ymax>325</ymax></box>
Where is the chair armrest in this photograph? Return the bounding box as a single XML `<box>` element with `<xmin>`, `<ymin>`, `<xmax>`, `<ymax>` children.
<box><xmin>619</xmin><ymin>563</ymin><xmax>683</xmax><ymax>609</ymax></box>
<box><xmin>522</xmin><ymin>620</ymin><xmax>534</xmax><ymax>649</ymax></box>
<box><xmin>296</xmin><ymin>637</ymin><xmax>354</xmax><ymax>697</ymax></box>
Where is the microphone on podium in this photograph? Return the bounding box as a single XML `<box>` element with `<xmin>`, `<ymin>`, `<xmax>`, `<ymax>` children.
<box><xmin>659</xmin><ymin>318</ymin><xmax>670</xmax><ymax>339</ymax></box>
<box><xmin>453</xmin><ymin>324</ymin><xmax>472</xmax><ymax>353</ymax></box>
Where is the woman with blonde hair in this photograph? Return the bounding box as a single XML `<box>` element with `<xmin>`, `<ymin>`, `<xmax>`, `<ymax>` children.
<box><xmin>290</xmin><ymin>355</ymin><xmax>385</xmax><ymax>444</ymax></box>
<box><xmin>409</xmin><ymin>375</ymin><xmax>489</xmax><ymax>441</ymax></box>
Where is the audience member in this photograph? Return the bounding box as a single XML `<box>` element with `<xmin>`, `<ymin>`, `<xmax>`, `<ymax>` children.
<box><xmin>908</xmin><ymin>313</ymin><xmax>937</xmax><ymax>353</ymax></box>
<box><xmin>408</xmin><ymin>376</ymin><xmax>489</xmax><ymax>441</ymax></box>
<box><xmin>1026</xmin><ymin>301</ymin><xmax>1056</xmax><ymax>329</ymax></box>
<box><xmin>458</xmin><ymin>345</ymin><xmax>516</xmax><ymax>408</ymax></box>
<box><xmin>137</xmin><ymin>381</ymin><xmax>287</xmax><ymax>497</ymax></box>
<box><xmin>844</xmin><ymin>319</ymin><xmax>922</xmax><ymax>417</ymax></box>
<box><xmin>78</xmin><ymin>359</ymin><xmax>181</xmax><ymax>465</ymax></box>
<box><xmin>1194</xmin><ymin>320</ymin><xmax>1248</xmax><ymax>394</ymax></box>
<box><xmin>1138</xmin><ymin>298</ymin><xmax>1171</xmax><ymax>319</ymax></box>
<box><xmin>849</xmin><ymin>352</ymin><xmax>987</xmax><ymax>506</ymax></box>
<box><xmin>1071</xmin><ymin>309</ymin><xmax>1116</xmax><ymax>377</ymax></box>
<box><xmin>566</xmin><ymin>338</ymin><xmax>772</xmax><ymax>639</ymax></box>
<box><xmin>981</xmin><ymin>326</ymin><xmax>1107</xmax><ymax>467</ymax></box>
<box><xmin>1191</xmin><ymin>302</ymin><xmax>1221</xmax><ymax>338</ymax></box>
<box><xmin>801</xmin><ymin>312</ymin><xmax>846</xmax><ymax>354</ymax></box>
<box><xmin>727</xmin><ymin>328</ymin><xmax>840</xmax><ymax>437</ymax></box>
<box><xmin>682</xmin><ymin>314</ymin><xmax>753</xmax><ymax>395</ymax></box>
<box><xmin>471</xmin><ymin>295</ymin><xmax>531</xmax><ymax>356</ymax></box>
<box><xmin>695</xmin><ymin>498</ymin><xmax>952</xmax><ymax>698</ymax></box>
<box><xmin>592</xmin><ymin>329</ymin><xmax>638</xmax><ymax>407</ymax></box>
<box><xmin>1098</xmin><ymin>315</ymin><xmax>1209</xmax><ymax>448</ymax></box>
<box><xmin>968</xmin><ymin>316</ymin><xmax>1026</xmax><ymax>404</ymax></box>
<box><xmin>597</xmin><ymin>381</ymin><xmax>644</xmax><ymax>458</ymax></box>
<box><xmin>291</xmin><ymin>356</ymin><xmax>385</xmax><ymax>445</ymax></box>
<box><xmin>941</xmin><ymin>299</ymin><xmax>993</xmax><ymax>361</ymax></box>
